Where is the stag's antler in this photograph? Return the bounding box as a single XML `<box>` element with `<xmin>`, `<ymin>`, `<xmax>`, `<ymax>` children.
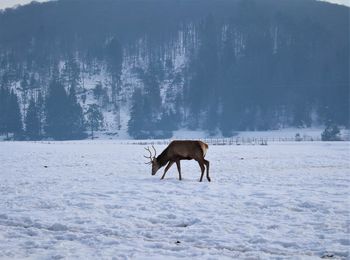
<box><xmin>144</xmin><ymin>146</ymin><xmax>154</xmax><ymax>164</ymax></box>
<box><xmin>144</xmin><ymin>145</ymin><xmax>157</xmax><ymax>164</ymax></box>
<box><xmin>152</xmin><ymin>145</ymin><xmax>157</xmax><ymax>157</ymax></box>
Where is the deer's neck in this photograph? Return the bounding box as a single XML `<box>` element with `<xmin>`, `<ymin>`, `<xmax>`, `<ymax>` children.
<box><xmin>156</xmin><ymin>148</ymin><xmax>170</xmax><ymax>168</ymax></box>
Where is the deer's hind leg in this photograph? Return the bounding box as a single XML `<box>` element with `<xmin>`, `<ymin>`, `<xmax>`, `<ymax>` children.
<box><xmin>204</xmin><ymin>159</ymin><xmax>210</xmax><ymax>182</ymax></box>
<box><xmin>197</xmin><ymin>160</ymin><xmax>206</xmax><ymax>182</ymax></box>
<box><xmin>161</xmin><ymin>161</ymin><xmax>174</xmax><ymax>180</ymax></box>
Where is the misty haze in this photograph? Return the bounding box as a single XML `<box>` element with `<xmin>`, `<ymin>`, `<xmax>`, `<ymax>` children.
<box><xmin>0</xmin><ymin>0</ymin><xmax>349</xmax><ymax>259</ymax></box>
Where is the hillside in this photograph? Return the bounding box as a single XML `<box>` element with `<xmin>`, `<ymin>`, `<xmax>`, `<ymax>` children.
<box><xmin>0</xmin><ymin>0</ymin><xmax>348</xmax><ymax>139</ymax></box>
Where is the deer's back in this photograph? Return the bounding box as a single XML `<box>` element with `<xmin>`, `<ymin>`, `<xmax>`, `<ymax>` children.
<box><xmin>167</xmin><ymin>140</ymin><xmax>208</xmax><ymax>160</ymax></box>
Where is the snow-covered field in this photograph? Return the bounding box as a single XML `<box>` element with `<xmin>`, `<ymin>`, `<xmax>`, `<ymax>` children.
<box><xmin>0</xmin><ymin>141</ymin><xmax>349</xmax><ymax>259</ymax></box>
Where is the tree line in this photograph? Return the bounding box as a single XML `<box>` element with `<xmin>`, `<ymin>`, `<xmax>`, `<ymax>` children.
<box><xmin>0</xmin><ymin>79</ymin><xmax>103</xmax><ymax>140</ymax></box>
<box><xmin>0</xmin><ymin>0</ymin><xmax>348</xmax><ymax>139</ymax></box>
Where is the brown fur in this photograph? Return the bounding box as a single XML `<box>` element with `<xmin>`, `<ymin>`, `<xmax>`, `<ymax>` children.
<box><xmin>150</xmin><ymin>140</ymin><xmax>210</xmax><ymax>182</ymax></box>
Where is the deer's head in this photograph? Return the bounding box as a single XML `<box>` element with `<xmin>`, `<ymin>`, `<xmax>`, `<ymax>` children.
<box><xmin>144</xmin><ymin>145</ymin><xmax>159</xmax><ymax>175</ymax></box>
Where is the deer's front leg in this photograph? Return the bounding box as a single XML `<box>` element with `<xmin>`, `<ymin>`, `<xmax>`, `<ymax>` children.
<box><xmin>176</xmin><ymin>160</ymin><xmax>182</xmax><ymax>180</ymax></box>
<box><xmin>161</xmin><ymin>161</ymin><xmax>174</xmax><ymax>180</ymax></box>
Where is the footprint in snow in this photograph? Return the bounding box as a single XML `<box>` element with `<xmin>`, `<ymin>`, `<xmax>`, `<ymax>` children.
<box><xmin>48</xmin><ymin>223</ymin><xmax>68</xmax><ymax>232</ymax></box>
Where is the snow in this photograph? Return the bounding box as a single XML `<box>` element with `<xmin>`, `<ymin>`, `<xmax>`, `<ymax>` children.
<box><xmin>171</xmin><ymin>130</ymin><xmax>209</xmax><ymax>140</ymax></box>
<box><xmin>170</xmin><ymin>127</ymin><xmax>350</xmax><ymax>141</ymax></box>
<box><xmin>0</xmin><ymin>141</ymin><xmax>349</xmax><ymax>259</ymax></box>
<box><xmin>236</xmin><ymin>127</ymin><xmax>324</xmax><ymax>139</ymax></box>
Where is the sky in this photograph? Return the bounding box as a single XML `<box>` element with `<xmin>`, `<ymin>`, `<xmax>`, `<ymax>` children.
<box><xmin>0</xmin><ymin>0</ymin><xmax>349</xmax><ymax>10</ymax></box>
<box><xmin>0</xmin><ymin>0</ymin><xmax>48</xmax><ymax>10</ymax></box>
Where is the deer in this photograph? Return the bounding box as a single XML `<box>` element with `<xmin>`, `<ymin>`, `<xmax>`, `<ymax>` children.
<box><xmin>144</xmin><ymin>140</ymin><xmax>210</xmax><ymax>182</ymax></box>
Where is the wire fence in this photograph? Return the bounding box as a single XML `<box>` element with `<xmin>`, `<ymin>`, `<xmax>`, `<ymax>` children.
<box><xmin>124</xmin><ymin>136</ymin><xmax>330</xmax><ymax>146</ymax></box>
<box><xmin>5</xmin><ymin>132</ymin><xmax>349</xmax><ymax>146</ymax></box>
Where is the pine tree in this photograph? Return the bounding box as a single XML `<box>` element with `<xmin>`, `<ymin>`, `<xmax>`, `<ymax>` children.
<box><xmin>187</xmin><ymin>14</ymin><xmax>219</xmax><ymax>130</ymax></box>
<box><xmin>67</xmin><ymin>86</ymin><xmax>86</xmax><ymax>139</ymax></box>
<box><xmin>155</xmin><ymin>110</ymin><xmax>178</xmax><ymax>138</ymax></box>
<box><xmin>86</xmin><ymin>104</ymin><xmax>103</xmax><ymax>139</ymax></box>
<box><xmin>25</xmin><ymin>98</ymin><xmax>40</xmax><ymax>140</ymax></box>
<box><xmin>36</xmin><ymin>91</ymin><xmax>45</xmax><ymax>136</ymax></box>
<box><xmin>106</xmin><ymin>38</ymin><xmax>123</xmax><ymax>128</ymax></box>
<box><xmin>129</xmin><ymin>61</ymin><xmax>163</xmax><ymax>138</ymax></box>
<box><xmin>106</xmin><ymin>37</ymin><xmax>123</xmax><ymax>103</ymax></box>
<box><xmin>20</xmin><ymin>73</ymin><xmax>29</xmax><ymax>115</ymax></box>
<box><xmin>7</xmin><ymin>90</ymin><xmax>23</xmax><ymax>139</ymax></box>
<box><xmin>321</xmin><ymin>123</ymin><xmax>341</xmax><ymax>141</ymax></box>
<box><xmin>142</xmin><ymin>61</ymin><xmax>162</xmax><ymax>113</ymax></box>
<box><xmin>128</xmin><ymin>88</ymin><xmax>146</xmax><ymax>139</ymax></box>
<box><xmin>45</xmin><ymin>73</ymin><xmax>87</xmax><ymax>140</ymax></box>
<box><xmin>45</xmin><ymin>79</ymin><xmax>70</xmax><ymax>139</ymax></box>
<box><xmin>62</xmin><ymin>55</ymin><xmax>81</xmax><ymax>89</ymax></box>
<box><xmin>0</xmin><ymin>87</ymin><xmax>9</xmax><ymax>135</ymax></box>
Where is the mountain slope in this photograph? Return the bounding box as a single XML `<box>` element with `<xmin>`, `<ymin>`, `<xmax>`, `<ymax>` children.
<box><xmin>0</xmin><ymin>0</ymin><xmax>348</xmax><ymax>139</ymax></box>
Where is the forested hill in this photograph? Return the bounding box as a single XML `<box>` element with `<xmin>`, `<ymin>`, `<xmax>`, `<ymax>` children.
<box><xmin>0</xmin><ymin>0</ymin><xmax>348</xmax><ymax>140</ymax></box>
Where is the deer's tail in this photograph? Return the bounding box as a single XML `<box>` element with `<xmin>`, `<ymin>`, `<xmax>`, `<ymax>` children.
<box><xmin>200</xmin><ymin>142</ymin><xmax>209</xmax><ymax>157</ymax></box>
